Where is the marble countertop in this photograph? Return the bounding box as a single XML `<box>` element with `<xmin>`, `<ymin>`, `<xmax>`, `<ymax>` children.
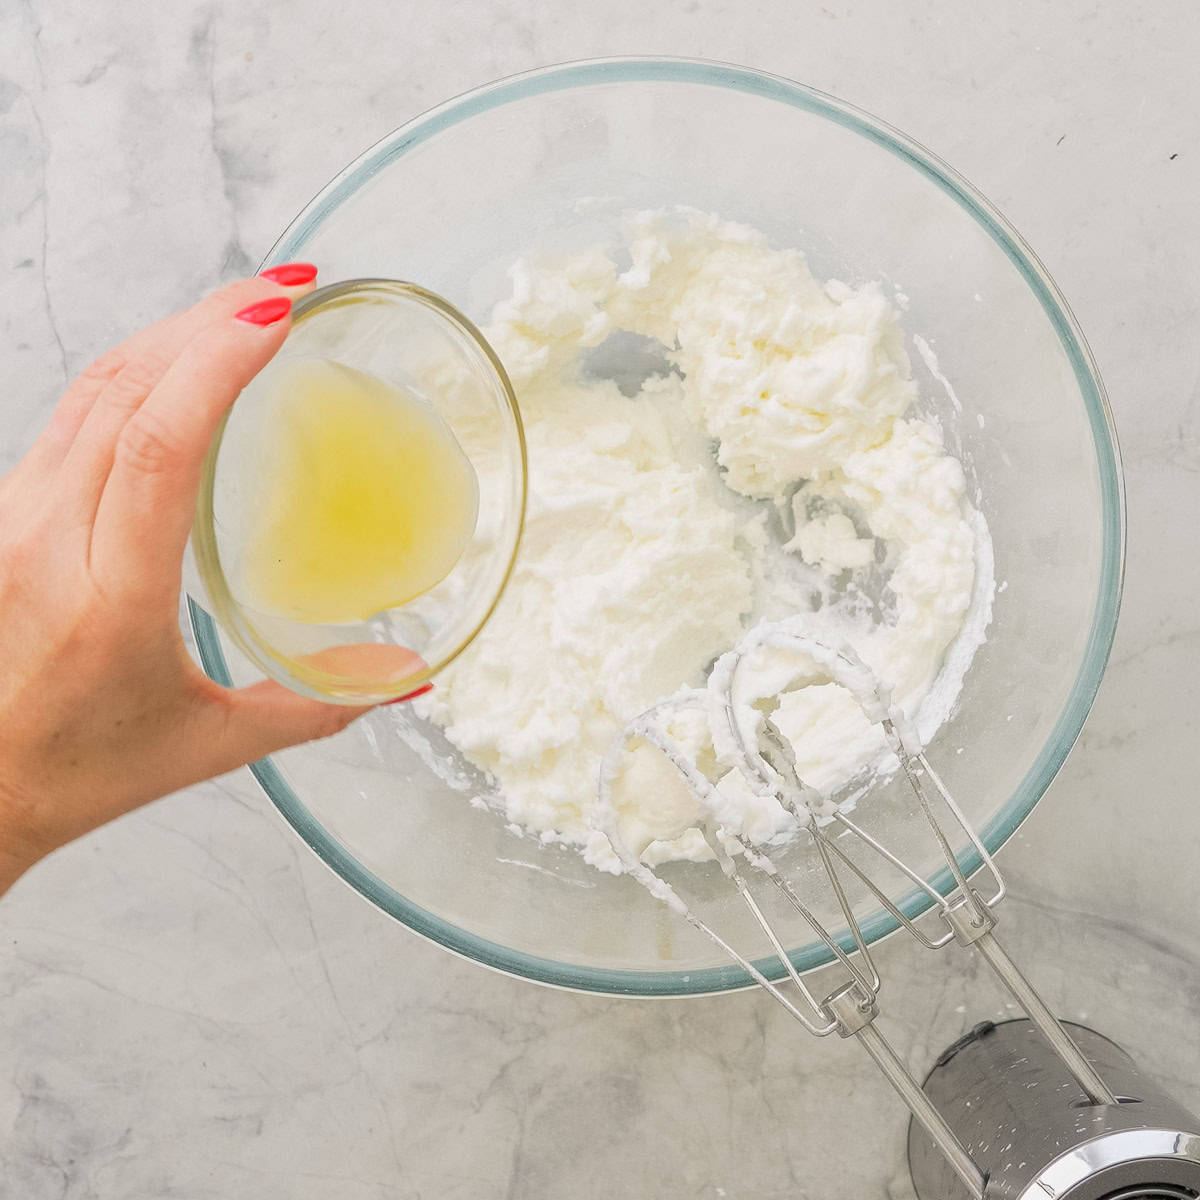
<box><xmin>2</xmin><ymin>2</ymin><xmax>1198</xmax><ymax>1196</ymax></box>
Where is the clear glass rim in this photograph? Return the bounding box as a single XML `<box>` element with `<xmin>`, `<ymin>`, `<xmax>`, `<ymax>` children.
<box><xmin>189</xmin><ymin>56</ymin><xmax>1125</xmax><ymax>997</ymax></box>
<box><xmin>191</xmin><ymin>277</ymin><xmax>528</xmax><ymax>704</ymax></box>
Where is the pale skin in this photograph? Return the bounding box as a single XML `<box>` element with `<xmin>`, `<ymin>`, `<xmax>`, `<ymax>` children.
<box><xmin>0</xmin><ymin>269</ymin><xmax>404</xmax><ymax>895</ymax></box>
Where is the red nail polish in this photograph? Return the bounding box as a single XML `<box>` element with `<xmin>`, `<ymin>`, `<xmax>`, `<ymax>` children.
<box><xmin>235</xmin><ymin>297</ymin><xmax>292</xmax><ymax>326</ymax></box>
<box><xmin>383</xmin><ymin>683</ymin><xmax>433</xmax><ymax>705</ymax></box>
<box><xmin>260</xmin><ymin>262</ymin><xmax>318</xmax><ymax>286</ymax></box>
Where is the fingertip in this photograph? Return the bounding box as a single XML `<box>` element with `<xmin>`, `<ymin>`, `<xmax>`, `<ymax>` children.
<box><xmin>221</xmin><ymin>679</ymin><xmax>372</xmax><ymax>761</ymax></box>
<box><xmin>234</xmin><ymin>296</ymin><xmax>292</xmax><ymax>327</ymax></box>
<box><xmin>204</xmin><ymin>267</ymin><xmax>318</xmax><ymax>332</ymax></box>
<box><xmin>198</xmin><ymin>273</ymin><xmax>309</xmax><ymax>326</ymax></box>
<box><xmin>259</xmin><ymin>262</ymin><xmax>318</xmax><ymax>288</ymax></box>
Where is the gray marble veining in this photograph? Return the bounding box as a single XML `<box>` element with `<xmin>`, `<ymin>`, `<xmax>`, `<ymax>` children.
<box><xmin>2</xmin><ymin>1</ymin><xmax>1199</xmax><ymax>1196</ymax></box>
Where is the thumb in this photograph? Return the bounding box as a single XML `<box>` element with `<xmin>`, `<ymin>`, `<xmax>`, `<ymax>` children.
<box><xmin>198</xmin><ymin>650</ymin><xmax>432</xmax><ymax>773</ymax></box>
<box><xmin>211</xmin><ymin>679</ymin><xmax>372</xmax><ymax>768</ymax></box>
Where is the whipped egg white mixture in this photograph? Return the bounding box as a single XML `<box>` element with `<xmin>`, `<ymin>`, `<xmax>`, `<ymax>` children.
<box><xmin>414</xmin><ymin>207</ymin><xmax>991</xmax><ymax>872</ymax></box>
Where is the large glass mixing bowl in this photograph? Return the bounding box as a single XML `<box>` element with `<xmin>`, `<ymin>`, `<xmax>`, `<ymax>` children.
<box><xmin>189</xmin><ymin>59</ymin><xmax>1123</xmax><ymax>996</ymax></box>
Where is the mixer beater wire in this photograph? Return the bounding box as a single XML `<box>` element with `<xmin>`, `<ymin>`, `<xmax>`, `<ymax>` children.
<box><xmin>596</xmin><ymin>618</ymin><xmax>1117</xmax><ymax>1200</ymax></box>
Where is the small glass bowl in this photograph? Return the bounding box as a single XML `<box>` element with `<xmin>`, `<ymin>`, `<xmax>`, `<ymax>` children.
<box><xmin>191</xmin><ymin>279</ymin><xmax>527</xmax><ymax>705</ymax></box>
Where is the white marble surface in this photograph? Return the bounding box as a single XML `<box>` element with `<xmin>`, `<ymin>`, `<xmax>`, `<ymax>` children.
<box><xmin>2</xmin><ymin>2</ymin><xmax>1199</xmax><ymax>1196</ymax></box>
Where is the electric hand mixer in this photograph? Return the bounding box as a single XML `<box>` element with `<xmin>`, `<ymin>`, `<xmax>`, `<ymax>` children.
<box><xmin>597</xmin><ymin>618</ymin><xmax>1200</xmax><ymax>1200</ymax></box>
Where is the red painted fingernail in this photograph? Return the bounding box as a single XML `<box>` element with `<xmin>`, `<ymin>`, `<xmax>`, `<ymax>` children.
<box><xmin>235</xmin><ymin>296</ymin><xmax>292</xmax><ymax>326</ymax></box>
<box><xmin>383</xmin><ymin>683</ymin><xmax>433</xmax><ymax>706</ymax></box>
<box><xmin>260</xmin><ymin>262</ymin><xmax>318</xmax><ymax>286</ymax></box>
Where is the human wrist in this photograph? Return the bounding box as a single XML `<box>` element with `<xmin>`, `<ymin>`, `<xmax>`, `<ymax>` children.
<box><xmin>0</xmin><ymin>835</ymin><xmax>36</xmax><ymax>895</ymax></box>
<box><xmin>0</xmin><ymin>779</ymin><xmax>45</xmax><ymax>896</ymax></box>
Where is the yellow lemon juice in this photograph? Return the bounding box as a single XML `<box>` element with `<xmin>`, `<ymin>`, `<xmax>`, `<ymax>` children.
<box><xmin>244</xmin><ymin>359</ymin><xmax>479</xmax><ymax>624</ymax></box>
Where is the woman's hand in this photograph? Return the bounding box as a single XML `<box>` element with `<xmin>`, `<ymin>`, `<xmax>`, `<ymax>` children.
<box><xmin>0</xmin><ymin>268</ymin><xmax>374</xmax><ymax>893</ymax></box>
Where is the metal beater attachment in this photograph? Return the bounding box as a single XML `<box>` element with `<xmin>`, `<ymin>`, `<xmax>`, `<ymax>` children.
<box><xmin>595</xmin><ymin>618</ymin><xmax>1117</xmax><ymax>1200</ymax></box>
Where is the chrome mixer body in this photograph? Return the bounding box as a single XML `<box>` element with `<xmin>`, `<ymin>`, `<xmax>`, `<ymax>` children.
<box><xmin>910</xmin><ymin>1021</ymin><xmax>1200</xmax><ymax>1199</ymax></box>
